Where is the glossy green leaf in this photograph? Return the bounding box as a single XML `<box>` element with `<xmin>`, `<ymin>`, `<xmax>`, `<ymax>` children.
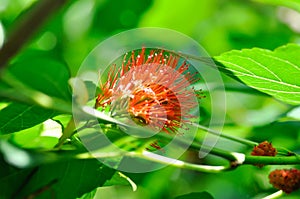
<box><xmin>19</xmin><ymin>161</ymin><xmax>114</xmax><ymax>199</ymax></box>
<box><xmin>7</xmin><ymin>119</ymin><xmax>61</xmax><ymax>149</ymax></box>
<box><xmin>0</xmin><ymin>158</ymin><xmax>34</xmax><ymax>199</ymax></box>
<box><xmin>0</xmin><ymin>141</ymin><xmax>115</xmax><ymax>199</ymax></box>
<box><xmin>215</xmin><ymin>44</ymin><xmax>300</xmax><ymax>105</ymax></box>
<box><xmin>104</xmin><ymin>172</ymin><xmax>137</xmax><ymax>191</ymax></box>
<box><xmin>0</xmin><ymin>52</ymin><xmax>72</xmax><ymax>134</ymax></box>
<box><xmin>0</xmin><ymin>159</ymin><xmax>115</xmax><ymax>199</ymax></box>
<box><xmin>175</xmin><ymin>192</ymin><xmax>214</xmax><ymax>199</ymax></box>
<box><xmin>0</xmin><ymin>102</ymin><xmax>55</xmax><ymax>134</ymax></box>
<box><xmin>7</xmin><ymin>53</ymin><xmax>71</xmax><ymax>100</ymax></box>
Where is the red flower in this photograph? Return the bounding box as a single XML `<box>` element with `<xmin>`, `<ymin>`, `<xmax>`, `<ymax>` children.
<box><xmin>95</xmin><ymin>48</ymin><xmax>201</xmax><ymax>134</ymax></box>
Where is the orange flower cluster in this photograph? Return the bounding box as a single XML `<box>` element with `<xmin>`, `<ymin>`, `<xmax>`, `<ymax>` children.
<box><xmin>95</xmin><ymin>48</ymin><xmax>200</xmax><ymax>134</ymax></box>
<box><xmin>269</xmin><ymin>169</ymin><xmax>300</xmax><ymax>193</ymax></box>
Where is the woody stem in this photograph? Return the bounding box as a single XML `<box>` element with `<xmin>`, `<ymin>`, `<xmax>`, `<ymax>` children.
<box><xmin>0</xmin><ymin>0</ymin><xmax>69</xmax><ymax>70</ymax></box>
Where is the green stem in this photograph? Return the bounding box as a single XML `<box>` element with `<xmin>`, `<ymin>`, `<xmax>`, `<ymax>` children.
<box><xmin>74</xmin><ymin>146</ymin><xmax>300</xmax><ymax>172</ymax></box>
<box><xmin>187</xmin><ymin>139</ymin><xmax>240</xmax><ymax>162</ymax></box>
<box><xmin>244</xmin><ymin>155</ymin><xmax>300</xmax><ymax>165</ymax></box>
<box><xmin>276</xmin><ymin>146</ymin><xmax>295</xmax><ymax>156</ymax></box>
<box><xmin>140</xmin><ymin>129</ymin><xmax>300</xmax><ymax>166</ymax></box>
<box><xmin>262</xmin><ymin>190</ymin><xmax>283</xmax><ymax>199</ymax></box>
<box><xmin>8</xmin><ymin>134</ymin><xmax>300</xmax><ymax>172</ymax></box>
<box><xmin>76</xmin><ymin>150</ymin><xmax>231</xmax><ymax>173</ymax></box>
<box><xmin>136</xmin><ymin>151</ymin><xmax>230</xmax><ymax>173</ymax></box>
<box><xmin>55</xmin><ymin>117</ymin><xmax>76</xmax><ymax>148</ymax></box>
<box><xmin>192</xmin><ymin>123</ymin><xmax>258</xmax><ymax>146</ymax></box>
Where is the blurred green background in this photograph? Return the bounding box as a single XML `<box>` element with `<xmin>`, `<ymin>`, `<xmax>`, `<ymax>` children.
<box><xmin>1</xmin><ymin>0</ymin><xmax>300</xmax><ymax>198</ymax></box>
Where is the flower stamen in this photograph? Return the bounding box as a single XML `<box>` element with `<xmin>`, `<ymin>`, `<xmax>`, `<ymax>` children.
<box><xmin>96</xmin><ymin>48</ymin><xmax>203</xmax><ymax>134</ymax></box>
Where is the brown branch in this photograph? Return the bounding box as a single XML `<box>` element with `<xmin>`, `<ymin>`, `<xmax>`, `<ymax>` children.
<box><xmin>25</xmin><ymin>179</ymin><xmax>58</xmax><ymax>199</ymax></box>
<box><xmin>0</xmin><ymin>0</ymin><xmax>69</xmax><ymax>70</ymax></box>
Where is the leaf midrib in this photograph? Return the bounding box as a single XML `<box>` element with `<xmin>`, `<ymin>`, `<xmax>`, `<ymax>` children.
<box><xmin>221</xmin><ymin>60</ymin><xmax>300</xmax><ymax>89</ymax></box>
<box><xmin>0</xmin><ymin>105</ymin><xmax>34</xmax><ymax>130</ymax></box>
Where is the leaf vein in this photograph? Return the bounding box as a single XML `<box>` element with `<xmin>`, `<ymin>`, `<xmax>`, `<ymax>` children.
<box><xmin>259</xmin><ymin>53</ymin><xmax>300</xmax><ymax>72</ymax></box>
<box><xmin>0</xmin><ymin>105</ymin><xmax>34</xmax><ymax>130</ymax></box>
<box><xmin>222</xmin><ymin>62</ymin><xmax>300</xmax><ymax>89</ymax></box>
<box><xmin>234</xmin><ymin>55</ymin><xmax>283</xmax><ymax>82</ymax></box>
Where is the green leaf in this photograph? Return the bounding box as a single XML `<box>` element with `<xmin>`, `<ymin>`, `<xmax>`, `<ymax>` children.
<box><xmin>253</xmin><ymin>0</ymin><xmax>300</xmax><ymax>13</ymax></box>
<box><xmin>0</xmin><ymin>141</ymin><xmax>116</xmax><ymax>199</ymax></box>
<box><xmin>77</xmin><ymin>188</ymin><xmax>97</xmax><ymax>199</ymax></box>
<box><xmin>0</xmin><ymin>157</ymin><xmax>34</xmax><ymax>199</ymax></box>
<box><xmin>0</xmin><ymin>52</ymin><xmax>72</xmax><ymax>134</ymax></box>
<box><xmin>7</xmin><ymin>53</ymin><xmax>71</xmax><ymax>100</ymax></box>
<box><xmin>0</xmin><ymin>159</ymin><xmax>115</xmax><ymax>199</ymax></box>
<box><xmin>214</xmin><ymin>43</ymin><xmax>300</xmax><ymax>105</ymax></box>
<box><xmin>7</xmin><ymin>119</ymin><xmax>62</xmax><ymax>149</ymax></box>
<box><xmin>18</xmin><ymin>161</ymin><xmax>114</xmax><ymax>199</ymax></box>
<box><xmin>174</xmin><ymin>192</ymin><xmax>214</xmax><ymax>199</ymax></box>
<box><xmin>0</xmin><ymin>102</ymin><xmax>55</xmax><ymax>134</ymax></box>
<box><xmin>104</xmin><ymin>171</ymin><xmax>137</xmax><ymax>191</ymax></box>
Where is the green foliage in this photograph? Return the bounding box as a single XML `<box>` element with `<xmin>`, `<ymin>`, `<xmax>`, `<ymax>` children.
<box><xmin>77</xmin><ymin>189</ymin><xmax>97</xmax><ymax>199</ymax></box>
<box><xmin>8</xmin><ymin>51</ymin><xmax>71</xmax><ymax>101</ymax></box>
<box><xmin>254</xmin><ymin>0</ymin><xmax>300</xmax><ymax>12</ymax></box>
<box><xmin>0</xmin><ymin>0</ymin><xmax>300</xmax><ymax>199</ymax></box>
<box><xmin>0</xmin><ymin>156</ymin><xmax>115</xmax><ymax>199</ymax></box>
<box><xmin>175</xmin><ymin>192</ymin><xmax>214</xmax><ymax>199</ymax></box>
<box><xmin>0</xmin><ymin>51</ymin><xmax>71</xmax><ymax>134</ymax></box>
<box><xmin>104</xmin><ymin>172</ymin><xmax>137</xmax><ymax>191</ymax></box>
<box><xmin>0</xmin><ymin>103</ymin><xmax>55</xmax><ymax>134</ymax></box>
<box><xmin>140</xmin><ymin>0</ymin><xmax>295</xmax><ymax>55</ymax></box>
<box><xmin>215</xmin><ymin>44</ymin><xmax>300</xmax><ymax>105</ymax></box>
<box><xmin>8</xmin><ymin>120</ymin><xmax>61</xmax><ymax>149</ymax></box>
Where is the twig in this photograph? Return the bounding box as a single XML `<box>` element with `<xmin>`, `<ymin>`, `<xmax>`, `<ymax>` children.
<box><xmin>11</xmin><ymin>167</ymin><xmax>39</xmax><ymax>199</ymax></box>
<box><xmin>0</xmin><ymin>0</ymin><xmax>68</xmax><ymax>69</ymax></box>
<box><xmin>25</xmin><ymin>179</ymin><xmax>58</xmax><ymax>199</ymax></box>
<box><xmin>192</xmin><ymin>123</ymin><xmax>258</xmax><ymax>146</ymax></box>
<box><xmin>244</xmin><ymin>155</ymin><xmax>300</xmax><ymax>165</ymax></box>
<box><xmin>76</xmin><ymin>150</ymin><xmax>231</xmax><ymax>173</ymax></box>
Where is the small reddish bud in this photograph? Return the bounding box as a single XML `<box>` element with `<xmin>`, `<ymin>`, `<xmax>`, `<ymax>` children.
<box><xmin>251</xmin><ymin>141</ymin><xmax>277</xmax><ymax>156</ymax></box>
<box><xmin>269</xmin><ymin>169</ymin><xmax>300</xmax><ymax>193</ymax></box>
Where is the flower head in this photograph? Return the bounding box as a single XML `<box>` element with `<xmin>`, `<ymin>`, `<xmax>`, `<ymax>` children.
<box><xmin>96</xmin><ymin>48</ymin><xmax>201</xmax><ymax>134</ymax></box>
